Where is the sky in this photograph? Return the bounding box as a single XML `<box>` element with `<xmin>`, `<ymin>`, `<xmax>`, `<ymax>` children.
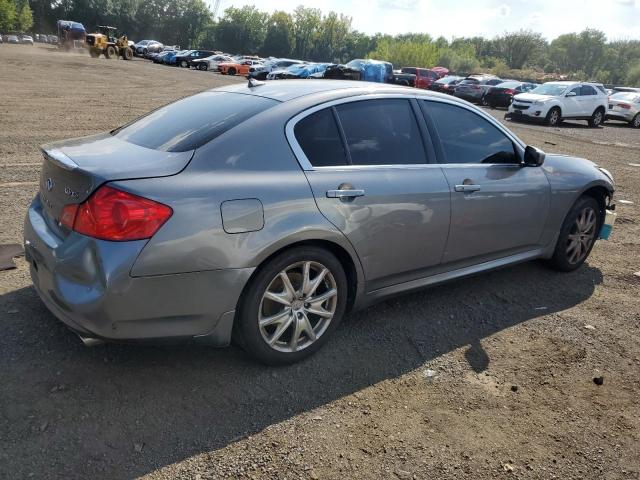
<box><xmin>211</xmin><ymin>0</ymin><xmax>640</xmax><ymax>41</ymax></box>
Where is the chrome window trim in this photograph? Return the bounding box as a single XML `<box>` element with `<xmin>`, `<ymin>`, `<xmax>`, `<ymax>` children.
<box><xmin>285</xmin><ymin>92</ymin><xmax>526</xmax><ymax>171</ymax></box>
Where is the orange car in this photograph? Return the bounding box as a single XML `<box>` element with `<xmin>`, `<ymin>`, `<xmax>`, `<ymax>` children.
<box><xmin>218</xmin><ymin>59</ymin><xmax>263</xmax><ymax>76</ymax></box>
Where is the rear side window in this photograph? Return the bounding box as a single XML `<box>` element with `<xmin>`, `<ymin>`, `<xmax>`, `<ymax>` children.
<box><xmin>294</xmin><ymin>108</ymin><xmax>348</xmax><ymax>167</ymax></box>
<box><xmin>424</xmin><ymin>101</ymin><xmax>518</xmax><ymax>164</ymax></box>
<box><xmin>581</xmin><ymin>85</ymin><xmax>597</xmax><ymax>96</ymax></box>
<box><xmin>335</xmin><ymin>99</ymin><xmax>428</xmax><ymax>165</ymax></box>
<box><xmin>113</xmin><ymin>92</ymin><xmax>277</xmax><ymax>152</ymax></box>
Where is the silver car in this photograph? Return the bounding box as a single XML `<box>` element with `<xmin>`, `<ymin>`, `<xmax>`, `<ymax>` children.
<box><xmin>605</xmin><ymin>91</ymin><xmax>640</xmax><ymax>128</ymax></box>
<box><xmin>24</xmin><ymin>81</ymin><xmax>615</xmax><ymax>364</ymax></box>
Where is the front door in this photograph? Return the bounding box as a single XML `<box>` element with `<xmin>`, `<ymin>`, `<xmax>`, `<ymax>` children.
<box><xmin>421</xmin><ymin>100</ymin><xmax>550</xmax><ymax>265</ymax></box>
<box><xmin>563</xmin><ymin>85</ymin><xmax>583</xmax><ymax>117</ymax></box>
<box><xmin>289</xmin><ymin>98</ymin><xmax>451</xmax><ymax>290</ymax></box>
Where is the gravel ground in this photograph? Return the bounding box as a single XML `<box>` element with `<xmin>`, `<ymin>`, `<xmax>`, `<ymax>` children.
<box><xmin>1</xmin><ymin>45</ymin><xmax>639</xmax><ymax>480</ymax></box>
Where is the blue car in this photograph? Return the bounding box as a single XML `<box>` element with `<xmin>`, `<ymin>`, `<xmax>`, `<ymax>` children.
<box><xmin>164</xmin><ymin>50</ymin><xmax>192</xmax><ymax>65</ymax></box>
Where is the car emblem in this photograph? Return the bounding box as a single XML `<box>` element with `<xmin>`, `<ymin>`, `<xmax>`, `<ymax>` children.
<box><xmin>46</xmin><ymin>178</ymin><xmax>54</xmax><ymax>191</ymax></box>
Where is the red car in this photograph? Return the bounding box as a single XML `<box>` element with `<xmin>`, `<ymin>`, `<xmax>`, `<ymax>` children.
<box><xmin>400</xmin><ymin>67</ymin><xmax>449</xmax><ymax>89</ymax></box>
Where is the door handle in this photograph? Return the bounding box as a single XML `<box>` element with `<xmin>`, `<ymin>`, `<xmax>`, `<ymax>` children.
<box><xmin>326</xmin><ymin>189</ymin><xmax>365</xmax><ymax>199</ymax></box>
<box><xmin>454</xmin><ymin>184</ymin><xmax>481</xmax><ymax>193</ymax></box>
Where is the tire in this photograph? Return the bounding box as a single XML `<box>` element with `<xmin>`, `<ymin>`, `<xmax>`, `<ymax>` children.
<box><xmin>545</xmin><ymin>107</ymin><xmax>561</xmax><ymax>126</ymax></box>
<box><xmin>546</xmin><ymin>196</ymin><xmax>602</xmax><ymax>272</ymax></box>
<box><xmin>198</xmin><ymin>63</ymin><xmax>208</xmax><ymax>71</ymax></box>
<box><xmin>122</xmin><ymin>47</ymin><xmax>133</xmax><ymax>60</ymax></box>
<box><xmin>180</xmin><ymin>60</ymin><xmax>188</xmax><ymax>68</ymax></box>
<box><xmin>630</xmin><ymin>113</ymin><xmax>640</xmax><ymax>129</ymax></box>
<box><xmin>234</xmin><ymin>246</ymin><xmax>348</xmax><ymax>365</ymax></box>
<box><xmin>105</xmin><ymin>45</ymin><xmax>116</xmax><ymax>59</ymax></box>
<box><xmin>480</xmin><ymin>95</ymin><xmax>489</xmax><ymax>107</ymax></box>
<box><xmin>588</xmin><ymin>108</ymin><xmax>604</xmax><ymax>128</ymax></box>
<box><xmin>228</xmin><ymin>67</ymin><xmax>237</xmax><ymax>76</ymax></box>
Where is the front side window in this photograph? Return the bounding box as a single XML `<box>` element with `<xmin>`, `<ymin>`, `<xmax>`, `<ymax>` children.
<box><xmin>423</xmin><ymin>101</ymin><xmax>518</xmax><ymax>164</ymax></box>
<box><xmin>569</xmin><ymin>87</ymin><xmax>582</xmax><ymax>96</ymax></box>
<box><xmin>335</xmin><ymin>99</ymin><xmax>428</xmax><ymax>166</ymax></box>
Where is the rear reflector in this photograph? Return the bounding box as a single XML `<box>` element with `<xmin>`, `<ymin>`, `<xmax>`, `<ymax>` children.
<box><xmin>69</xmin><ymin>185</ymin><xmax>172</xmax><ymax>241</ymax></box>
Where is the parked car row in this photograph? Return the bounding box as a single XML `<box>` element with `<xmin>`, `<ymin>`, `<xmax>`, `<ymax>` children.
<box><xmin>1</xmin><ymin>33</ymin><xmax>35</xmax><ymax>44</ymax></box>
<box><xmin>127</xmin><ymin>40</ymin><xmax>640</xmax><ymax>129</ymax></box>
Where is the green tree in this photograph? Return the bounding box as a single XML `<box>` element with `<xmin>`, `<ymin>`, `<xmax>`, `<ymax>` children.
<box><xmin>627</xmin><ymin>62</ymin><xmax>640</xmax><ymax>87</ymax></box>
<box><xmin>260</xmin><ymin>10</ymin><xmax>294</xmax><ymax>58</ymax></box>
<box><xmin>16</xmin><ymin>1</ymin><xmax>32</xmax><ymax>31</ymax></box>
<box><xmin>292</xmin><ymin>5</ymin><xmax>321</xmax><ymax>59</ymax></box>
<box><xmin>494</xmin><ymin>30</ymin><xmax>546</xmax><ymax>69</ymax></box>
<box><xmin>215</xmin><ymin>5</ymin><xmax>267</xmax><ymax>53</ymax></box>
<box><xmin>369</xmin><ymin>37</ymin><xmax>440</xmax><ymax>67</ymax></box>
<box><xmin>311</xmin><ymin>11</ymin><xmax>352</xmax><ymax>62</ymax></box>
<box><xmin>0</xmin><ymin>0</ymin><xmax>17</xmax><ymax>32</ymax></box>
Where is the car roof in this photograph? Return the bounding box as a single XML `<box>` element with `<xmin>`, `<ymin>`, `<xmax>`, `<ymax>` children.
<box><xmin>213</xmin><ymin>79</ymin><xmax>473</xmax><ymax>103</ymax></box>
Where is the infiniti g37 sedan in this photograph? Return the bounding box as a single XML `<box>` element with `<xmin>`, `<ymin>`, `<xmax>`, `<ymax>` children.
<box><xmin>24</xmin><ymin>80</ymin><xmax>615</xmax><ymax>364</ymax></box>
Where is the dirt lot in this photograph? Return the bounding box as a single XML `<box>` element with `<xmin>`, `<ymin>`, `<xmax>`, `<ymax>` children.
<box><xmin>1</xmin><ymin>45</ymin><xmax>639</xmax><ymax>480</ymax></box>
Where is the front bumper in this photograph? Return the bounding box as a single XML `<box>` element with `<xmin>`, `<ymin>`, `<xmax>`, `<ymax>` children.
<box><xmin>24</xmin><ymin>195</ymin><xmax>253</xmax><ymax>346</ymax></box>
<box><xmin>506</xmin><ymin>103</ymin><xmax>548</xmax><ymax>121</ymax></box>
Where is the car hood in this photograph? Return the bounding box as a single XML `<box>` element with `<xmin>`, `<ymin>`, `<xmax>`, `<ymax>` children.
<box><xmin>514</xmin><ymin>93</ymin><xmax>556</xmax><ymax>102</ymax></box>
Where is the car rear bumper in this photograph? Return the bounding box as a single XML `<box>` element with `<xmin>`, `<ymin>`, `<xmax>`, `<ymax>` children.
<box><xmin>485</xmin><ymin>93</ymin><xmax>513</xmax><ymax>107</ymax></box>
<box><xmin>605</xmin><ymin>112</ymin><xmax>634</xmax><ymax>122</ymax></box>
<box><xmin>24</xmin><ymin>195</ymin><xmax>253</xmax><ymax>346</ymax></box>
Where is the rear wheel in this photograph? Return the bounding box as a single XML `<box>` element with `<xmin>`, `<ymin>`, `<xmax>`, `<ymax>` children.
<box><xmin>588</xmin><ymin>108</ymin><xmax>604</xmax><ymax>128</ymax></box>
<box><xmin>122</xmin><ymin>47</ymin><xmax>133</xmax><ymax>60</ymax></box>
<box><xmin>180</xmin><ymin>59</ymin><xmax>188</xmax><ymax>68</ymax></box>
<box><xmin>228</xmin><ymin>67</ymin><xmax>237</xmax><ymax>76</ymax></box>
<box><xmin>480</xmin><ymin>95</ymin><xmax>489</xmax><ymax>106</ymax></box>
<box><xmin>631</xmin><ymin>113</ymin><xmax>640</xmax><ymax>128</ymax></box>
<box><xmin>234</xmin><ymin>246</ymin><xmax>348</xmax><ymax>365</ymax></box>
<box><xmin>545</xmin><ymin>107</ymin><xmax>561</xmax><ymax>126</ymax></box>
<box><xmin>547</xmin><ymin>196</ymin><xmax>602</xmax><ymax>272</ymax></box>
<box><xmin>198</xmin><ymin>63</ymin><xmax>208</xmax><ymax>71</ymax></box>
<box><xmin>105</xmin><ymin>45</ymin><xmax>116</xmax><ymax>59</ymax></box>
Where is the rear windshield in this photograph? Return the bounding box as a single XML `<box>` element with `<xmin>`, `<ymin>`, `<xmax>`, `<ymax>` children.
<box><xmin>611</xmin><ymin>92</ymin><xmax>640</xmax><ymax>103</ymax></box>
<box><xmin>113</xmin><ymin>92</ymin><xmax>278</xmax><ymax>152</ymax></box>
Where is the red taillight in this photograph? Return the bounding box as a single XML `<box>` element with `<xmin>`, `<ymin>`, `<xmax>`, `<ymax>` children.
<box><xmin>68</xmin><ymin>185</ymin><xmax>172</xmax><ymax>241</ymax></box>
<box><xmin>619</xmin><ymin>103</ymin><xmax>631</xmax><ymax>109</ymax></box>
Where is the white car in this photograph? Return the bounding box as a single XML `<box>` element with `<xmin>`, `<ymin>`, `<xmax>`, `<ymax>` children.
<box><xmin>507</xmin><ymin>81</ymin><xmax>608</xmax><ymax>127</ymax></box>
<box><xmin>248</xmin><ymin>59</ymin><xmax>303</xmax><ymax>79</ymax></box>
<box><xmin>191</xmin><ymin>54</ymin><xmax>233</xmax><ymax>71</ymax></box>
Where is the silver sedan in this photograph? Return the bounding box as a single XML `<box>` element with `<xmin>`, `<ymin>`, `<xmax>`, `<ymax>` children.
<box><xmin>24</xmin><ymin>80</ymin><xmax>615</xmax><ymax>364</ymax></box>
<box><xmin>605</xmin><ymin>91</ymin><xmax>640</xmax><ymax>127</ymax></box>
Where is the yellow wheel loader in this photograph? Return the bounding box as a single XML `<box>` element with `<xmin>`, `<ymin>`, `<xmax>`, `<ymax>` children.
<box><xmin>86</xmin><ymin>26</ymin><xmax>133</xmax><ymax>60</ymax></box>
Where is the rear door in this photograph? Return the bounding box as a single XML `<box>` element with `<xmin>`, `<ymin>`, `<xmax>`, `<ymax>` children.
<box><xmin>421</xmin><ymin>99</ymin><xmax>550</xmax><ymax>265</ymax></box>
<box><xmin>288</xmin><ymin>97</ymin><xmax>451</xmax><ymax>290</ymax></box>
<box><xmin>579</xmin><ymin>85</ymin><xmax>599</xmax><ymax>116</ymax></box>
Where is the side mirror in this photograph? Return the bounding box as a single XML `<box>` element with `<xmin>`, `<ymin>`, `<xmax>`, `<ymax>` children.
<box><xmin>566</xmin><ymin>91</ymin><xmax>577</xmax><ymax>97</ymax></box>
<box><xmin>524</xmin><ymin>146</ymin><xmax>545</xmax><ymax>167</ymax></box>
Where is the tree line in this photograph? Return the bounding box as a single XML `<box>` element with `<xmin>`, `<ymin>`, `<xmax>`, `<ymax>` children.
<box><xmin>14</xmin><ymin>1</ymin><xmax>640</xmax><ymax>86</ymax></box>
<box><xmin>0</xmin><ymin>0</ymin><xmax>33</xmax><ymax>32</ymax></box>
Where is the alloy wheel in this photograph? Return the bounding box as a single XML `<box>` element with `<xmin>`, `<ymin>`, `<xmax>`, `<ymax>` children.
<box><xmin>549</xmin><ymin>109</ymin><xmax>560</xmax><ymax>126</ymax></box>
<box><xmin>566</xmin><ymin>206</ymin><xmax>597</xmax><ymax>265</ymax></box>
<box><xmin>258</xmin><ymin>261</ymin><xmax>338</xmax><ymax>353</ymax></box>
<box><xmin>633</xmin><ymin>115</ymin><xmax>640</xmax><ymax>128</ymax></box>
<box><xmin>593</xmin><ymin>111</ymin><xmax>603</xmax><ymax>126</ymax></box>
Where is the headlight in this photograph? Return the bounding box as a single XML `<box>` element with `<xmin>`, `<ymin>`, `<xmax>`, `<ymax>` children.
<box><xmin>533</xmin><ymin>100</ymin><xmax>547</xmax><ymax>105</ymax></box>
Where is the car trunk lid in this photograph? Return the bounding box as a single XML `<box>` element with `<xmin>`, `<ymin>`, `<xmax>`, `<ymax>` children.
<box><xmin>38</xmin><ymin>133</ymin><xmax>193</xmax><ymax>237</ymax></box>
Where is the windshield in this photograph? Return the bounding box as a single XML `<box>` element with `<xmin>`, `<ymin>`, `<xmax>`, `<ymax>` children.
<box><xmin>530</xmin><ymin>84</ymin><xmax>568</xmax><ymax>96</ymax></box>
<box><xmin>436</xmin><ymin>76</ymin><xmax>459</xmax><ymax>83</ymax></box>
<box><xmin>611</xmin><ymin>92</ymin><xmax>640</xmax><ymax>103</ymax></box>
<box><xmin>346</xmin><ymin>59</ymin><xmax>366</xmax><ymax>69</ymax></box>
<box><xmin>496</xmin><ymin>81</ymin><xmax>521</xmax><ymax>89</ymax></box>
<box><xmin>113</xmin><ymin>92</ymin><xmax>278</xmax><ymax>152</ymax></box>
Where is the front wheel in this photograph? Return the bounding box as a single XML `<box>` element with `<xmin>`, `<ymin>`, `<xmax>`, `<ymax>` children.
<box><xmin>480</xmin><ymin>95</ymin><xmax>489</xmax><ymax>107</ymax></box>
<box><xmin>105</xmin><ymin>45</ymin><xmax>116</xmax><ymax>59</ymax></box>
<box><xmin>589</xmin><ymin>108</ymin><xmax>604</xmax><ymax>128</ymax></box>
<box><xmin>546</xmin><ymin>196</ymin><xmax>602</xmax><ymax>272</ymax></box>
<box><xmin>198</xmin><ymin>63</ymin><xmax>208</xmax><ymax>71</ymax></box>
<box><xmin>545</xmin><ymin>107</ymin><xmax>561</xmax><ymax>127</ymax></box>
<box><xmin>630</xmin><ymin>113</ymin><xmax>640</xmax><ymax>128</ymax></box>
<box><xmin>228</xmin><ymin>67</ymin><xmax>237</xmax><ymax>76</ymax></box>
<box><xmin>179</xmin><ymin>60</ymin><xmax>188</xmax><ymax>68</ymax></box>
<box><xmin>122</xmin><ymin>47</ymin><xmax>133</xmax><ymax>60</ymax></box>
<box><xmin>234</xmin><ymin>246</ymin><xmax>348</xmax><ymax>365</ymax></box>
